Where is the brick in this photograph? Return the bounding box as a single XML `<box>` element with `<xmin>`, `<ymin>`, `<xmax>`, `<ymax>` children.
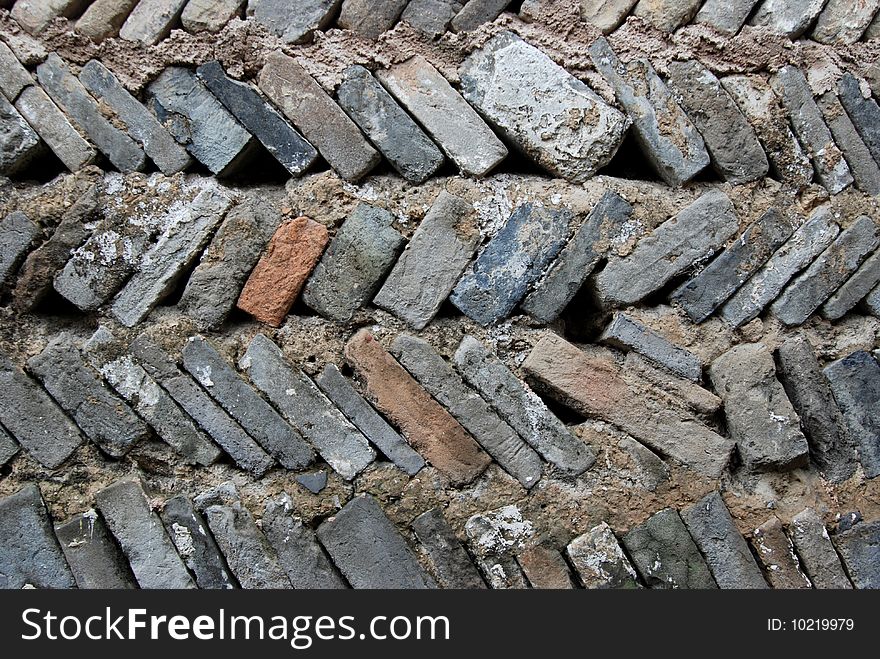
<box><xmin>178</xmin><ymin>195</ymin><xmax>279</xmax><ymax>329</ymax></box>
<box><xmin>378</xmin><ymin>56</ymin><xmax>508</xmax><ymax>177</ymax></box>
<box><xmin>578</xmin><ymin>0</ymin><xmax>637</xmax><ymax>34</ymax></box>
<box><xmin>631</xmin><ymin>0</ymin><xmax>701</xmax><ymax>32</ymax></box>
<box><xmin>316</xmin><ymin>364</ymin><xmax>425</xmax><ymax>476</ymax></box>
<box><xmin>0</xmin><ymin>426</ymin><xmax>18</xmax><ymax>467</ymax></box>
<box><xmin>182</xmin><ymin>336</ymin><xmax>315</xmax><ymax>469</ymax></box>
<box><xmin>374</xmin><ymin>192</ymin><xmax>477</xmax><ymax>329</ymax></box>
<box><xmin>0</xmin><ymin>40</ymin><xmax>34</xmax><ymax>100</ymax></box>
<box><xmin>720</xmin><ymin>209</ymin><xmax>840</xmax><ymax>328</ymax></box>
<box><xmin>693</xmin><ymin>0</ymin><xmax>759</xmax><ymax>35</ymax></box>
<box><xmin>832</xmin><ymin>520</ymin><xmax>880</xmax><ymax>589</ymax></box>
<box><xmin>258</xmin><ymin>51</ymin><xmax>379</xmax><ymax>181</ymax></box>
<box><xmin>522</xmin><ymin>191</ymin><xmax>634</xmax><ymax>324</ymax></box>
<box><xmin>76</xmin><ymin>0</ymin><xmax>139</xmax><ymax>42</ymax></box>
<box><xmin>391</xmin><ymin>334</ymin><xmax>543</xmax><ymax>488</ymax></box>
<box><xmin>771</xmin><ymin>216</ymin><xmax>880</xmax><ymax>326</ymax></box>
<box><xmin>56</xmin><ymin>511</ymin><xmax>137</xmax><ymax>589</ymax></box>
<box><xmin>837</xmin><ymin>73</ymin><xmax>880</xmax><ymax>167</ymax></box>
<box><xmin>317</xmin><ymin>494</ymin><xmax>436</xmax><ymax>589</ymax></box>
<box><xmin>28</xmin><ymin>333</ymin><xmax>149</xmax><ymax>458</ymax></box>
<box><xmin>338</xmin><ymin>0</ymin><xmax>407</xmax><ymax>38</ymax></box>
<box><xmin>823</xmin><ymin>249</ymin><xmax>880</xmax><ymax>320</ymax></box>
<box><xmin>161</xmin><ymin>495</ymin><xmax>237</xmax><ymax>589</ymax></box>
<box><xmin>96</xmin><ymin>477</ymin><xmax>196</xmax><ymax>589</ymax></box>
<box><xmin>303</xmin><ymin>204</ymin><xmax>405</xmax><ymax>323</ymax></box>
<box><xmin>0</xmin><ymin>484</ymin><xmax>76</xmax><ymax>589</ymax></box>
<box><xmin>599</xmin><ymin>313</ymin><xmax>702</xmax><ymax>382</ymax></box>
<box><xmin>0</xmin><ymin>93</ymin><xmax>42</xmax><ymax>175</ymax></box>
<box><xmin>464</xmin><ymin>505</ymin><xmax>532</xmax><ymax>588</ymax></box>
<box><xmin>721</xmin><ymin>74</ymin><xmax>814</xmax><ymax>187</ymax></box>
<box><xmin>681</xmin><ymin>492</ymin><xmax>768</xmax><ymax>589</ymax></box>
<box><xmin>337</xmin><ymin>65</ymin><xmax>444</xmax><ymax>184</ymax></box>
<box><xmin>812</xmin><ymin>0</ymin><xmax>880</xmax><ymax>44</ymax></box>
<box><xmin>130</xmin><ymin>334</ymin><xmax>275</xmax><ymax>477</ymax></box>
<box><xmin>771</xmin><ymin>66</ymin><xmax>853</xmax><ymax>194</ymax></box>
<box><xmin>595</xmin><ymin>190</ymin><xmax>738</xmax><ymax>307</ymax></box>
<box><xmin>263</xmin><ymin>493</ymin><xmax>347</xmax><ymax>589</ymax></box>
<box><xmin>461</xmin><ymin>33</ymin><xmax>629</xmax><ymax>183</ymax></box>
<box><xmin>411</xmin><ymin>508</ymin><xmax>486</xmax><ymax>589</ymax></box>
<box><xmin>518</xmin><ymin>540</ymin><xmax>576</xmax><ymax>589</ymax></box>
<box><xmin>296</xmin><ymin>471</ymin><xmax>327</xmax><ymax>493</ymax></box>
<box><xmin>0</xmin><ymin>210</ymin><xmax>40</xmax><ymax>289</ymax></box>
<box><xmin>454</xmin><ymin>335</ymin><xmax>596</xmax><ymax>475</ymax></box>
<box><xmin>148</xmin><ymin>66</ymin><xmax>258</xmax><ymax>176</ymax></box>
<box><xmin>750</xmin><ymin>516</ymin><xmax>811</xmax><ymax>589</ymax></box>
<box><xmin>197</xmin><ymin>60</ymin><xmax>318</xmax><ymax>176</ymax></box>
<box><xmin>709</xmin><ymin>343</ymin><xmax>809</xmax><ymax>472</ymax></box>
<box><xmin>776</xmin><ymin>336</ymin><xmax>858</xmax><ymax>483</ymax></box>
<box><xmin>241</xmin><ymin>334</ymin><xmax>375</xmax><ymax>480</ymax></box>
<box><xmin>824</xmin><ymin>351</ymin><xmax>880</xmax><ymax>479</ymax></box>
<box><xmin>181</xmin><ymin>0</ymin><xmax>243</xmax><ymax>32</ymax></box>
<box><xmin>236</xmin><ymin>216</ymin><xmax>327</xmax><ymax>327</ymax></box>
<box><xmin>818</xmin><ymin>91</ymin><xmax>880</xmax><ymax>195</ymax></box>
<box><xmin>14</xmin><ymin>85</ymin><xmax>97</xmax><ymax>171</ymax></box>
<box><xmin>120</xmin><ymin>0</ymin><xmax>188</xmax><ymax>44</ymax></box>
<box><xmin>624</xmin><ymin>352</ymin><xmax>721</xmax><ymax>420</ymax></box>
<box><xmin>450</xmin><ymin>0</ymin><xmax>509</xmax><ymax>32</ymax></box>
<box><xmin>789</xmin><ymin>508</ymin><xmax>852</xmax><ymax>589</ymax></box>
<box><xmin>401</xmin><ymin>0</ymin><xmax>462</xmax><ymax>37</ymax></box>
<box><xmin>0</xmin><ymin>351</ymin><xmax>83</xmax><ymax>469</ymax></box>
<box><xmin>451</xmin><ymin>204</ymin><xmax>571</xmax><ymax>326</ymax></box>
<box><xmin>749</xmin><ymin>0</ymin><xmax>827</xmax><ymax>38</ymax></box>
<box><xmin>79</xmin><ymin>60</ymin><xmax>192</xmax><ymax>175</ymax></box>
<box><xmin>37</xmin><ymin>54</ymin><xmax>147</xmax><ymax>173</ymax></box>
<box><xmin>666</xmin><ymin>60</ymin><xmax>768</xmax><ymax>183</ymax></box>
<box><xmin>345</xmin><ymin>329</ymin><xmax>490</xmax><ymax>486</ymax></box>
<box><xmin>566</xmin><ymin>522</ymin><xmax>640</xmax><ymax>589</ymax></box>
<box><xmin>522</xmin><ymin>334</ymin><xmax>733</xmax><ymax>477</ymax></box>
<box><xmin>10</xmin><ymin>0</ymin><xmax>88</xmax><ymax>34</ymax></box>
<box><xmin>671</xmin><ymin>208</ymin><xmax>794</xmax><ymax>323</ymax></box>
<box><xmin>622</xmin><ymin>508</ymin><xmax>716</xmax><ymax>589</ymax></box>
<box><xmin>867</xmin><ymin>10</ymin><xmax>880</xmax><ymax>39</ymax></box>
<box><xmin>246</xmin><ymin>0</ymin><xmax>340</xmax><ymax>43</ymax></box>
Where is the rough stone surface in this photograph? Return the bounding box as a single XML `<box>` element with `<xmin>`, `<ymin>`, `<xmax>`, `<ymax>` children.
<box><xmin>10</xmin><ymin>0</ymin><xmax>87</xmax><ymax>34</ymax></box>
<box><xmin>0</xmin><ymin>426</ymin><xmax>18</xmax><ymax>467</ymax></box>
<box><xmin>0</xmin><ymin>93</ymin><xmax>42</xmax><ymax>175</ymax></box>
<box><xmin>751</xmin><ymin>516</ymin><xmax>812</xmax><ymax>589</ymax></box>
<box><xmin>56</xmin><ymin>511</ymin><xmax>137</xmax><ymax>589</ymax></box>
<box><xmin>247</xmin><ymin>0</ymin><xmax>340</xmax><ymax>44</ymax></box>
<box><xmin>402</xmin><ymin>0</ymin><xmax>462</xmax><ymax>36</ymax></box>
<box><xmin>181</xmin><ymin>0</ymin><xmax>243</xmax><ymax>33</ymax></box>
<box><xmin>518</xmin><ymin>541</ymin><xmax>576</xmax><ymax>589</ymax></box>
<box><xmin>578</xmin><ymin>0</ymin><xmax>637</xmax><ymax>33</ymax></box>
<box><xmin>599</xmin><ymin>313</ymin><xmax>702</xmax><ymax>382</ymax></box>
<box><xmin>595</xmin><ymin>190</ymin><xmax>738</xmax><ymax>307</ymax></box>
<box><xmin>295</xmin><ymin>471</ymin><xmax>326</xmax><ymax>494</ymax></box>
<box><xmin>812</xmin><ymin>0</ymin><xmax>880</xmax><ymax>44</ymax></box>
<box><xmin>566</xmin><ymin>522</ymin><xmax>640</xmax><ymax>589</ymax></box>
<box><xmin>632</xmin><ymin>0</ymin><xmax>701</xmax><ymax>32</ymax></box>
<box><xmin>693</xmin><ymin>0</ymin><xmax>758</xmax><ymax>35</ymax></box>
<box><xmin>0</xmin><ymin>40</ymin><xmax>33</xmax><ymax>101</ymax></box>
<box><xmin>161</xmin><ymin>494</ymin><xmax>236</xmax><ymax>589</ymax></box>
<box><xmin>832</xmin><ymin>520</ymin><xmax>880</xmax><ymax>589</ymax></box>
<box><xmin>303</xmin><ymin>204</ymin><xmax>405</xmax><ymax>323</ymax></box>
<box><xmin>790</xmin><ymin>507</ymin><xmax>853</xmax><ymax>589</ymax></box>
<box><xmin>464</xmin><ymin>505</ymin><xmax>532</xmax><ymax>588</ymax></box>
<box><xmin>838</xmin><ymin>73</ymin><xmax>880</xmax><ymax>167</ymax></box>
<box><xmin>451</xmin><ymin>0</ymin><xmax>510</xmax><ymax>32</ymax></box>
<box><xmin>378</xmin><ymin>55</ymin><xmax>507</xmax><ymax>177</ymax></box>
<box><xmin>76</xmin><ymin>0</ymin><xmax>140</xmax><ymax>43</ymax></box>
<box><xmin>412</xmin><ymin>508</ymin><xmax>486</xmax><ymax>589</ymax></box>
<box><xmin>589</xmin><ymin>38</ymin><xmax>709</xmax><ymax>186</ymax></box>
<box><xmin>817</xmin><ymin>91</ymin><xmax>880</xmax><ymax>195</ymax></box>
<box><xmin>0</xmin><ymin>210</ymin><xmax>40</xmax><ymax>289</ymax></box>
<box><xmin>338</xmin><ymin>0</ymin><xmax>408</xmax><ymax>38</ymax></box>
<box><xmin>823</xmin><ymin>249</ymin><xmax>880</xmax><ymax>320</ymax></box>
<box><xmin>119</xmin><ymin>0</ymin><xmax>188</xmax><ymax>45</ymax></box>
<box><xmin>750</xmin><ymin>0</ymin><xmax>827</xmax><ymax>38</ymax></box>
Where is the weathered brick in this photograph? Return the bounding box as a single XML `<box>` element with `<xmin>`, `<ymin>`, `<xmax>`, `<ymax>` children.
<box><xmin>0</xmin><ymin>210</ymin><xmax>40</xmax><ymax>289</ymax></box>
<box><xmin>750</xmin><ymin>0</ymin><xmax>827</xmax><ymax>38</ymax></box>
<box><xmin>377</xmin><ymin>55</ymin><xmax>508</xmax><ymax>177</ymax></box>
<box><xmin>345</xmin><ymin>329</ymin><xmax>490</xmax><ymax>486</ymax></box>
<box><xmin>411</xmin><ymin>508</ymin><xmax>486</xmax><ymax>589</ymax></box>
<box><xmin>338</xmin><ymin>0</ymin><xmax>407</xmax><ymax>38</ymax></box>
<box><xmin>236</xmin><ymin>216</ymin><xmax>327</xmax><ymax>327</ymax></box>
<box><xmin>76</xmin><ymin>0</ymin><xmax>139</xmax><ymax>42</ymax></box>
<box><xmin>464</xmin><ymin>504</ymin><xmax>532</xmax><ymax>588</ymax></box>
<box><xmin>0</xmin><ymin>40</ymin><xmax>34</xmax><ymax>100</ymax></box>
<box><xmin>181</xmin><ymin>0</ymin><xmax>243</xmax><ymax>32</ymax></box>
<box><xmin>11</xmin><ymin>0</ymin><xmax>88</xmax><ymax>34</ymax></box>
<box><xmin>578</xmin><ymin>0</ymin><xmax>637</xmax><ymax>33</ymax></box>
<box><xmin>832</xmin><ymin>520</ymin><xmax>880</xmax><ymax>589</ymax></box>
<box><xmin>624</xmin><ymin>352</ymin><xmax>721</xmax><ymax>420</ymax></box>
<box><xmin>818</xmin><ymin>90</ymin><xmax>880</xmax><ymax>195</ymax></box>
<box><xmin>823</xmin><ymin>249</ymin><xmax>880</xmax><ymax>320</ymax></box>
<box><xmin>567</xmin><ymin>522</ymin><xmax>641</xmax><ymax>589</ymax></box>
<box><xmin>0</xmin><ymin>93</ymin><xmax>42</xmax><ymax>175</ymax></box>
<box><xmin>119</xmin><ymin>0</ymin><xmax>188</xmax><ymax>44</ymax></box>
<box><xmin>450</xmin><ymin>0</ymin><xmax>509</xmax><ymax>32</ymax></box>
<box><xmin>0</xmin><ymin>426</ymin><xmax>18</xmax><ymax>467</ymax></box>
<box><xmin>599</xmin><ymin>313</ymin><xmax>702</xmax><ymax>381</ymax></box>
<box><xmin>401</xmin><ymin>0</ymin><xmax>462</xmax><ymax>36</ymax></box>
<box><xmin>750</xmin><ymin>516</ymin><xmax>811</xmax><ymax>589</ymax></box>
<box><xmin>812</xmin><ymin>0</ymin><xmax>880</xmax><ymax>44</ymax></box>
<box><xmin>246</xmin><ymin>0</ymin><xmax>339</xmax><ymax>43</ymax></box>
<box><xmin>56</xmin><ymin>511</ymin><xmax>137</xmax><ymax>589</ymax></box>
<box><xmin>631</xmin><ymin>0</ymin><xmax>701</xmax><ymax>32</ymax></box>
<box><xmin>518</xmin><ymin>540</ymin><xmax>576</xmax><ymax>589</ymax></box>
<box><xmin>837</xmin><ymin>73</ymin><xmax>880</xmax><ymax>167</ymax></box>
<box><xmin>789</xmin><ymin>507</ymin><xmax>852</xmax><ymax>589</ymax></box>
<box><xmin>693</xmin><ymin>0</ymin><xmax>759</xmax><ymax>35</ymax></box>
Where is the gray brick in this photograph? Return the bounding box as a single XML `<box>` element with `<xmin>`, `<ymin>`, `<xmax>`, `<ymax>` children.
<box><xmin>258</xmin><ymin>51</ymin><xmax>379</xmax><ymax>181</ymax></box>
<box><xmin>720</xmin><ymin>208</ymin><xmax>840</xmax><ymax>328</ymax></box>
<box><xmin>771</xmin><ymin>66</ymin><xmax>853</xmax><ymax>194</ymax></box>
<box><xmin>338</xmin><ymin>0</ymin><xmax>407</xmax><ymax>38</ymax></box>
<box><xmin>246</xmin><ymin>0</ymin><xmax>340</xmax><ymax>43</ymax></box>
<box><xmin>181</xmin><ymin>0</ymin><xmax>243</xmax><ymax>32</ymax></box>
<box><xmin>599</xmin><ymin>313</ymin><xmax>702</xmax><ymax>382</ymax></box>
<box><xmin>0</xmin><ymin>93</ymin><xmax>42</xmax><ymax>175</ymax></box>
<box><xmin>0</xmin><ymin>40</ymin><xmax>34</xmax><ymax>100</ymax></box>
<box><xmin>182</xmin><ymin>336</ymin><xmax>315</xmax><ymax>470</ymax></box>
<box><xmin>263</xmin><ymin>493</ymin><xmax>347</xmax><ymax>589</ymax></box>
<box><xmin>296</xmin><ymin>471</ymin><xmax>327</xmax><ymax>494</ymax></box>
<box><xmin>56</xmin><ymin>511</ymin><xmax>137</xmax><ymax>589</ymax></box>
<box><xmin>454</xmin><ymin>335</ymin><xmax>596</xmax><ymax>475</ymax></box>
<box><xmin>776</xmin><ymin>336</ymin><xmax>858</xmax><ymax>484</ymax></box>
<box><xmin>37</xmin><ymin>54</ymin><xmax>146</xmax><ymax>173</ymax></box>
<box><xmin>693</xmin><ymin>0</ymin><xmax>759</xmax><ymax>35</ymax></box>
<box><xmin>315</xmin><ymin>364</ymin><xmax>425</xmax><ymax>475</ymax></box>
<box><xmin>708</xmin><ymin>343</ymin><xmax>809</xmax><ymax>472</ymax></box>
<box><xmin>812</xmin><ymin>0</ymin><xmax>880</xmax><ymax>44</ymax></box>
<box><xmin>771</xmin><ymin>216</ymin><xmax>880</xmax><ymax>326</ymax></box>
<box><xmin>0</xmin><ymin>484</ymin><xmax>76</xmax><ymax>589</ymax></box>
<box><xmin>79</xmin><ymin>60</ymin><xmax>192</xmax><ymax>175</ymax></box>
<box><xmin>790</xmin><ymin>507</ymin><xmax>852</xmax><ymax>589</ymax></box>
<box><xmin>337</xmin><ymin>64</ymin><xmax>444</xmax><ymax>184</ymax></box>
<box><xmin>461</xmin><ymin>33</ymin><xmax>629</xmax><ymax>183</ymax></box>
<box><xmin>578</xmin><ymin>0</ymin><xmax>637</xmax><ymax>34</ymax></box>
<box><xmin>631</xmin><ymin>0</ymin><xmax>701</xmax><ymax>32</ymax></box>
<box><xmin>590</xmin><ymin>37</ymin><xmax>709</xmax><ymax>186</ymax></box>
<box><xmin>303</xmin><ymin>203</ymin><xmax>405</xmax><ymax>322</ymax></box>
<box><xmin>76</xmin><ymin>0</ymin><xmax>139</xmax><ymax>42</ymax></box>
<box><xmin>240</xmin><ymin>333</ymin><xmax>375</xmax><ymax>480</ymax></box>
<box><xmin>823</xmin><ymin>249</ymin><xmax>880</xmax><ymax>320</ymax></box>
<box><xmin>832</xmin><ymin>520</ymin><xmax>880</xmax><ymax>589</ymax></box>
<box><xmin>0</xmin><ymin>210</ymin><xmax>40</xmax><ymax>289</ymax></box>
<box><xmin>522</xmin><ymin>191</ymin><xmax>634</xmax><ymax>324</ymax></box>
<box><xmin>11</xmin><ymin>0</ymin><xmax>88</xmax><ymax>34</ymax></box>
<box><xmin>595</xmin><ymin>190</ymin><xmax>738</xmax><ymax>307</ymax></box>
<box><xmin>119</xmin><ymin>0</ymin><xmax>188</xmax><ymax>44</ymax></box>
<box><xmin>464</xmin><ymin>505</ymin><xmax>531</xmax><ymax>588</ymax></box>
<box><xmin>0</xmin><ymin>351</ymin><xmax>83</xmax><ymax>469</ymax></box>
<box><xmin>567</xmin><ymin>522</ymin><xmax>640</xmax><ymax>589</ymax></box>
<box><xmin>672</xmin><ymin>208</ymin><xmax>794</xmax><ymax>323</ymax></box>
<box><xmin>750</xmin><ymin>516</ymin><xmax>811</xmax><ymax>589</ymax></box>
<box><xmin>818</xmin><ymin>90</ymin><xmax>880</xmax><ymax>195</ymax></box>
<box><xmin>838</xmin><ymin>73</ymin><xmax>880</xmax><ymax>167</ymax></box>
<box><xmin>622</xmin><ymin>508</ymin><xmax>716</xmax><ymax>589</ymax></box>
<box><xmin>378</xmin><ymin>55</ymin><xmax>508</xmax><ymax>177</ymax></box>
<box><xmin>96</xmin><ymin>477</ymin><xmax>196</xmax><ymax>589</ymax></box>
<box><xmin>749</xmin><ymin>0</ymin><xmax>827</xmax><ymax>38</ymax></box>
<box><xmin>317</xmin><ymin>494</ymin><xmax>436</xmax><ymax>589</ymax></box>
<box><xmin>450</xmin><ymin>0</ymin><xmax>509</xmax><ymax>32</ymax></box>
<box><xmin>147</xmin><ymin>66</ymin><xmax>258</xmax><ymax>176</ymax></box>
<box><xmin>412</xmin><ymin>508</ymin><xmax>486</xmax><ymax>589</ymax></box>
<box><xmin>197</xmin><ymin>60</ymin><xmax>318</xmax><ymax>176</ymax></box>
<box><xmin>401</xmin><ymin>0</ymin><xmax>462</xmax><ymax>37</ymax></box>
<box><xmin>0</xmin><ymin>425</ymin><xmax>18</xmax><ymax>467</ymax></box>
<box><xmin>451</xmin><ymin>203</ymin><xmax>571</xmax><ymax>326</ymax></box>
<box><xmin>391</xmin><ymin>334</ymin><xmax>543</xmax><ymax>489</ymax></box>
<box><xmin>28</xmin><ymin>333</ymin><xmax>149</xmax><ymax>458</ymax></box>
<box><xmin>824</xmin><ymin>351</ymin><xmax>880</xmax><ymax>479</ymax></box>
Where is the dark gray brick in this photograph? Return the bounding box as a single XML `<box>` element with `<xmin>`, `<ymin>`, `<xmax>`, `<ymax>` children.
<box><xmin>838</xmin><ymin>73</ymin><xmax>880</xmax><ymax>171</ymax></box>
<box><xmin>818</xmin><ymin>90</ymin><xmax>880</xmax><ymax>195</ymax></box>
<box><xmin>338</xmin><ymin>0</ymin><xmax>408</xmax><ymax>38</ymax></box>
<box><xmin>0</xmin><ymin>210</ymin><xmax>40</xmax><ymax>289</ymax></box>
<box><xmin>822</xmin><ymin>248</ymin><xmax>880</xmax><ymax>320</ymax></box>
<box><xmin>832</xmin><ymin>520</ymin><xmax>880</xmax><ymax>589</ymax></box>
<box><xmin>412</xmin><ymin>508</ymin><xmax>486</xmax><ymax>589</ymax></box>
<box><xmin>693</xmin><ymin>0</ymin><xmax>759</xmax><ymax>35</ymax></box>
<box><xmin>0</xmin><ymin>93</ymin><xmax>42</xmax><ymax>175</ymax></box>
<box><xmin>401</xmin><ymin>0</ymin><xmax>462</xmax><ymax>36</ymax></box>
<box><xmin>451</xmin><ymin>0</ymin><xmax>510</xmax><ymax>32</ymax></box>
<box><xmin>599</xmin><ymin>313</ymin><xmax>702</xmax><ymax>382</ymax></box>
<box><xmin>247</xmin><ymin>0</ymin><xmax>340</xmax><ymax>43</ymax></box>
<box><xmin>0</xmin><ymin>425</ymin><xmax>18</xmax><ymax>467</ymax></box>
<box><xmin>55</xmin><ymin>511</ymin><xmax>137</xmax><ymax>589</ymax></box>
<box><xmin>790</xmin><ymin>507</ymin><xmax>852</xmax><ymax>589</ymax></box>
<box><xmin>0</xmin><ymin>39</ymin><xmax>33</xmax><ymax>100</ymax></box>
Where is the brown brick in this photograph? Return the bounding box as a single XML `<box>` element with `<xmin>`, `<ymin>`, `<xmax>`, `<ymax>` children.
<box><xmin>344</xmin><ymin>329</ymin><xmax>490</xmax><ymax>485</ymax></box>
<box><xmin>236</xmin><ymin>216</ymin><xmax>328</xmax><ymax>327</ymax></box>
